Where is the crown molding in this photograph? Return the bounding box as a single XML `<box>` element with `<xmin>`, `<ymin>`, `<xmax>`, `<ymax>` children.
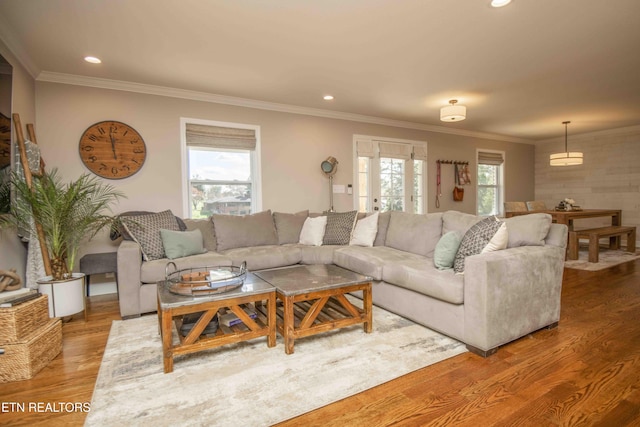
<box><xmin>537</xmin><ymin>124</ymin><xmax>640</xmax><ymax>145</ymax></box>
<box><xmin>0</xmin><ymin>16</ymin><xmax>40</xmax><ymax>78</ymax></box>
<box><xmin>37</xmin><ymin>71</ymin><xmax>533</xmax><ymax>144</ymax></box>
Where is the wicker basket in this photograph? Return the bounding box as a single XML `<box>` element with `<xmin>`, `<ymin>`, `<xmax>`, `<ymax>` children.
<box><xmin>0</xmin><ymin>318</ymin><xmax>62</xmax><ymax>383</ymax></box>
<box><xmin>0</xmin><ymin>295</ymin><xmax>50</xmax><ymax>343</ymax></box>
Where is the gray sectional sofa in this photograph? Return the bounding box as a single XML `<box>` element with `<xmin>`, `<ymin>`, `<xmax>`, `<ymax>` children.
<box><xmin>116</xmin><ymin>209</ymin><xmax>567</xmax><ymax>356</ymax></box>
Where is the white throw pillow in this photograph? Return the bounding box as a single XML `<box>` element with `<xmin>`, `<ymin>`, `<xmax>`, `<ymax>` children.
<box><xmin>298</xmin><ymin>216</ymin><xmax>327</xmax><ymax>246</ymax></box>
<box><xmin>350</xmin><ymin>212</ymin><xmax>379</xmax><ymax>247</ymax></box>
<box><xmin>481</xmin><ymin>221</ymin><xmax>509</xmax><ymax>253</ymax></box>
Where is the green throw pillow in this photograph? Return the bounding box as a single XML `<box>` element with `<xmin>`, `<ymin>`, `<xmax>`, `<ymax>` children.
<box><xmin>159</xmin><ymin>229</ymin><xmax>207</xmax><ymax>260</ymax></box>
<box><xmin>433</xmin><ymin>231</ymin><xmax>463</xmax><ymax>270</ymax></box>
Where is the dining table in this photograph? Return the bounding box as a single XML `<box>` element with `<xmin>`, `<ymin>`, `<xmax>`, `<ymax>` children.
<box><xmin>504</xmin><ymin>209</ymin><xmax>622</xmax><ymax>230</ymax></box>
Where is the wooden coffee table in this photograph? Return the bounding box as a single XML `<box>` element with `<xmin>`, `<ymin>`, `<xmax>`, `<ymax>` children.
<box><xmin>255</xmin><ymin>265</ymin><xmax>373</xmax><ymax>354</ymax></box>
<box><xmin>156</xmin><ymin>272</ymin><xmax>276</xmax><ymax>373</ymax></box>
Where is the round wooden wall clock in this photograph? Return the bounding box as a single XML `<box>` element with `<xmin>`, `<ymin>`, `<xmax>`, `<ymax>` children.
<box><xmin>79</xmin><ymin>120</ymin><xmax>146</xmax><ymax>179</ymax></box>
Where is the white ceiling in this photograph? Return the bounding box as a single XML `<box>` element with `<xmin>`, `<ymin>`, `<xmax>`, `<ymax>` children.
<box><xmin>1</xmin><ymin>0</ymin><xmax>639</xmax><ymax>142</ymax></box>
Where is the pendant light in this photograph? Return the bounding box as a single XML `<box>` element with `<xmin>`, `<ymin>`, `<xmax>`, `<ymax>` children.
<box><xmin>440</xmin><ymin>99</ymin><xmax>466</xmax><ymax>122</ymax></box>
<box><xmin>550</xmin><ymin>121</ymin><xmax>583</xmax><ymax>166</ymax></box>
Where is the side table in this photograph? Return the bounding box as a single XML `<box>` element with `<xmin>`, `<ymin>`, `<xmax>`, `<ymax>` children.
<box><xmin>79</xmin><ymin>252</ymin><xmax>118</xmax><ymax>296</ymax></box>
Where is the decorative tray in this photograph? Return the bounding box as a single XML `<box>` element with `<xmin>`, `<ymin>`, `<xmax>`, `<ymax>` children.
<box><xmin>165</xmin><ymin>261</ymin><xmax>247</xmax><ymax>296</ymax></box>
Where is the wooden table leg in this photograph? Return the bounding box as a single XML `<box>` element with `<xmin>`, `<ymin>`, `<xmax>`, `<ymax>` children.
<box><xmin>267</xmin><ymin>294</ymin><xmax>276</xmax><ymax>348</ymax></box>
<box><xmin>161</xmin><ymin>309</ymin><xmax>174</xmax><ymax>373</ymax></box>
<box><xmin>363</xmin><ymin>284</ymin><xmax>373</xmax><ymax>333</ymax></box>
<box><xmin>282</xmin><ymin>295</ymin><xmax>295</xmax><ymax>355</ymax></box>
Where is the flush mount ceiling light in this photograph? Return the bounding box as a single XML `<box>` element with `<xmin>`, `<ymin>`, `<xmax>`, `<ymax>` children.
<box><xmin>84</xmin><ymin>56</ymin><xmax>102</xmax><ymax>64</ymax></box>
<box><xmin>550</xmin><ymin>121</ymin><xmax>583</xmax><ymax>166</ymax></box>
<box><xmin>491</xmin><ymin>0</ymin><xmax>512</xmax><ymax>7</ymax></box>
<box><xmin>440</xmin><ymin>99</ymin><xmax>466</xmax><ymax>122</ymax></box>
<box><xmin>323</xmin><ymin>95</ymin><xmax>334</xmax><ymax>101</ymax></box>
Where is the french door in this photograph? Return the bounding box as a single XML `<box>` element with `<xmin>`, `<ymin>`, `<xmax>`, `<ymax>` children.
<box><xmin>354</xmin><ymin>136</ymin><xmax>427</xmax><ymax>214</ymax></box>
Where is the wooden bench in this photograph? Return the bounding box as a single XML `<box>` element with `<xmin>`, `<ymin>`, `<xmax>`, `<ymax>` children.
<box><xmin>568</xmin><ymin>226</ymin><xmax>636</xmax><ymax>263</ymax></box>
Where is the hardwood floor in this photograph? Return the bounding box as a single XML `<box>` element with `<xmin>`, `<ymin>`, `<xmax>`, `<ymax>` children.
<box><xmin>2</xmin><ymin>260</ymin><xmax>639</xmax><ymax>426</ymax></box>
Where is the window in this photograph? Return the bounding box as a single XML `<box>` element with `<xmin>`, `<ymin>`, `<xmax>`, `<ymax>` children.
<box><xmin>477</xmin><ymin>150</ymin><xmax>504</xmax><ymax>216</ymax></box>
<box><xmin>354</xmin><ymin>136</ymin><xmax>427</xmax><ymax>213</ymax></box>
<box><xmin>182</xmin><ymin>120</ymin><xmax>261</xmax><ymax>218</ymax></box>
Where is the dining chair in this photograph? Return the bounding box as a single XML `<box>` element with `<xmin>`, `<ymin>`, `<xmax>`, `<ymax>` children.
<box><xmin>526</xmin><ymin>200</ymin><xmax>548</xmax><ymax>211</ymax></box>
<box><xmin>504</xmin><ymin>201</ymin><xmax>528</xmax><ymax>213</ymax></box>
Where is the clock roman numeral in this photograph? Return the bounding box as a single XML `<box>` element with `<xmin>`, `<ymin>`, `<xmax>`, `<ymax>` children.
<box><xmin>97</xmin><ymin>127</ymin><xmax>105</xmax><ymax>134</ymax></box>
<box><xmin>88</xmin><ymin>134</ymin><xmax>98</xmax><ymax>141</ymax></box>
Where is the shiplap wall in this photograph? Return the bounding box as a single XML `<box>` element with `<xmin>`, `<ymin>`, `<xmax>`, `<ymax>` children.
<box><xmin>535</xmin><ymin>126</ymin><xmax>640</xmax><ymax>241</ymax></box>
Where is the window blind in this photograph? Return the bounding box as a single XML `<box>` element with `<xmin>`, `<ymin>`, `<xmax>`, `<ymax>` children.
<box><xmin>412</xmin><ymin>144</ymin><xmax>427</xmax><ymax>161</ymax></box>
<box><xmin>378</xmin><ymin>142</ymin><xmax>412</xmax><ymax>160</ymax></box>
<box><xmin>186</xmin><ymin>124</ymin><xmax>256</xmax><ymax>150</ymax></box>
<box><xmin>478</xmin><ymin>151</ymin><xmax>504</xmax><ymax>165</ymax></box>
<box><xmin>355</xmin><ymin>139</ymin><xmax>375</xmax><ymax>158</ymax></box>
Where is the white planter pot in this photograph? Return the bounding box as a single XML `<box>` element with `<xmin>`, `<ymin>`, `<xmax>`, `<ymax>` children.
<box><xmin>37</xmin><ymin>273</ymin><xmax>85</xmax><ymax>318</ymax></box>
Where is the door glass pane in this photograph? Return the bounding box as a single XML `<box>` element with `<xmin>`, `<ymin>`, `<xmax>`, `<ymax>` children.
<box><xmin>413</xmin><ymin>160</ymin><xmax>423</xmax><ymax>214</ymax></box>
<box><xmin>380</xmin><ymin>158</ymin><xmax>404</xmax><ymax>212</ymax></box>
<box><xmin>358</xmin><ymin>157</ymin><xmax>369</xmax><ymax>212</ymax></box>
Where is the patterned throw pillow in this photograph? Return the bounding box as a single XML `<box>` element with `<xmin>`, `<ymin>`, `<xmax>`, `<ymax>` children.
<box><xmin>121</xmin><ymin>210</ymin><xmax>181</xmax><ymax>261</ymax></box>
<box><xmin>323</xmin><ymin>211</ymin><xmax>358</xmax><ymax>245</ymax></box>
<box><xmin>453</xmin><ymin>216</ymin><xmax>504</xmax><ymax>273</ymax></box>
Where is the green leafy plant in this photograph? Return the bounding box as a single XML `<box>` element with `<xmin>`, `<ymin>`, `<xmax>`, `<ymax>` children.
<box><xmin>1</xmin><ymin>169</ymin><xmax>124</xmax><ymax>280</ymax></box>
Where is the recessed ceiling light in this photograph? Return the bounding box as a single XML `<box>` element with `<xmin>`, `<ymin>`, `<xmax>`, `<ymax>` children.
<box><xmin>84</xmin><ymin>56</ymin><xmax>102</xmax><ymax>64</ymax></box>
<box><xmin>323</xmin><ymin>95</ymin><xmax>334</xmax><ymax>101</ymax></box>
<box><xmin>491</xmin><ymin>0</ymin><xmax>511</xmax><ymax>7</ymax></box>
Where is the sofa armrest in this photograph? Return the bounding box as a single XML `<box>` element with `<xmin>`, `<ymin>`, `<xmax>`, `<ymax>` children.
<box><xmin>117</xmin><ymin>240</ymin><xmax>143</xmax><ymax>318</ymax></box>
<box><xmin>463</xmin><ymin>244</ymin><xmax>565</xmax><ymax>353</ymax></box>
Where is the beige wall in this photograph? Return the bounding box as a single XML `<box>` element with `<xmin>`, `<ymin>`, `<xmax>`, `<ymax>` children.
<box><xmin>0</xmin><ymin>39</ymin><xmax>35</xmax><ymax>285</ymax></box>
<box><xmin>535</xmin><ymin>126</ymin><xmax>640</xmax><ymax>236</ymax></box>
<box><xmin>34</xmin><ymin>81</ymin><xmax>536</xmax><ymax>255</ymax></box>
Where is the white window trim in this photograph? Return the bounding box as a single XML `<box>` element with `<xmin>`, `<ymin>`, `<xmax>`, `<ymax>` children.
<box><xmin>352</xmin><ymin>134</ymin><xmax>428</xmax><ymax>213</ymax></box>
<box><xmin>180</xmin><ymin>117</ymin><xmax>262</xmax><ymax>218</ymax></box>
<box><xmin>476</xmin><ymin>148</ymin><xmax>505</xmax><ymax>217</ymax></box>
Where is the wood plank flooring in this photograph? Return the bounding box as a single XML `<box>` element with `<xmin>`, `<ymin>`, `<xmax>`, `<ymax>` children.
<box><xmin>1</xmin><ymin>260</ymin><xmax>639</xmax><ymax>426</ymax></box>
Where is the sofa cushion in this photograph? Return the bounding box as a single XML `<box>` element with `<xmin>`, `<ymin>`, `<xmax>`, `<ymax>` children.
<box><xmin>385</xmin><ymin>212</ymin><xmax>443</xmax><ymax>257</ymax></box>
<box><xmin>482</xmin><ymin>222</ymin><xmax>509</xmax><ymax>253</ymax></box>
<box><xmin>299</xmin><ymin>216</ymin><xmax>327</xmax><ymax>246</ymax></box>
<box><xmin>212</xmin><ymin>210</ymin><xmax>278</xmax><ymax>251</ymax></box>
<box><xmin>453</xmin><ymin>216</ymin><xmax>504</xmax><ymax>273</ymax></box>
<box><xmin>111</xmin><ymin>210</ymin><xmax>186</xmax><ymax>241</ymax></box>
<box><xmin>442</xmin><ymin>210</ymin><xmax>480</xmax><ymax>235</ymax></box>
<box><xmin>373</xmin><ymin>211</ymin><xmax>391</xmax><ymax>246</ymax></box>
<box><xmin>140</xmin><ymin>251</ymin><xmax>233</xmax><ymax>283</ymax></box>
<box><xmin>333</xmin><ymin>246</ymin><xmax>426</xmax><ymax>281</ymax></box>
<box><xmin>296</xmin><ymin>244</ymin><xmax>342</xmax><ymax>265</ymax></box>
<box><xmin>323</xmin><ymin>210</ymin><xmax>358</xmax><ymax>245</ymax></box>
<box><xmin>383</xmin><ymin>259</ymin><xmax>464</xmax><ymax>304</ymax></box>
<box><xmin>433</xmin><ymin>231</ymin><xmax>463</xmax><ymax>270</ymax></box>
<box><xmin>505</xmin><ymin>213</ymin><xmax>552</xmax><ymax>248</ymax></box>
<box><xmin>273</xmin><ymin>211</ymin><xmax>309</xmax><ymax>244</ymax></box>
<box><xmin>350</xmin><ymin>212</ymin><xmax>379</xmax><ymax>247</ymax></box>
<box><xmin>182</xmin><ymin>218</ymin><xmax>217</xmax><ymax>252</ymax></box>
<box><xmin>219</xmin><ymin>245</ymin><xmax>302</xmax><ymax>271</ymax></box>
<box><xmin>159</xmin><ymin>229</ymin><xmax>207</xmax><ymax>260</ymax></box>
<box><xmin>121</xmin><ymin>210</ymin><xmax>181</xmax><ymax>261</ymax></box>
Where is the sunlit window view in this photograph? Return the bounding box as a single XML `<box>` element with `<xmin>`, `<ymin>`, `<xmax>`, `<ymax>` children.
<box><xmin>477</xmin><ymin>164</ymin><xmax>500</xmax><ymax>216</ymax></box>
<box><xmin>380</xmin><ymin>158</ymin><xmax>405</xmax><ymax>212</ymax></box>
<box><xmin>188</xmin><ymin>148</ymin><xmax>252</xmax><ymax>218</ymax></box>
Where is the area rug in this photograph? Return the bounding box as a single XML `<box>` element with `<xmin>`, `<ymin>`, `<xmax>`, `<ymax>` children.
<box><xmin>564</xmin><ymin>245</ymin><xmax>640</xmax><ymax>271</ymax></box>
<box><xmin>86</xmin><ymin>303</ymin><xmax>467</xmax><ymax>426</ymax></box>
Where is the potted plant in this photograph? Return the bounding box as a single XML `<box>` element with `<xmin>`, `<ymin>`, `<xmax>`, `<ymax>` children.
<box><xmin>1</xmin><ymin>168</ymin><xmax>124</xmax><ymax>317</ymax></box>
